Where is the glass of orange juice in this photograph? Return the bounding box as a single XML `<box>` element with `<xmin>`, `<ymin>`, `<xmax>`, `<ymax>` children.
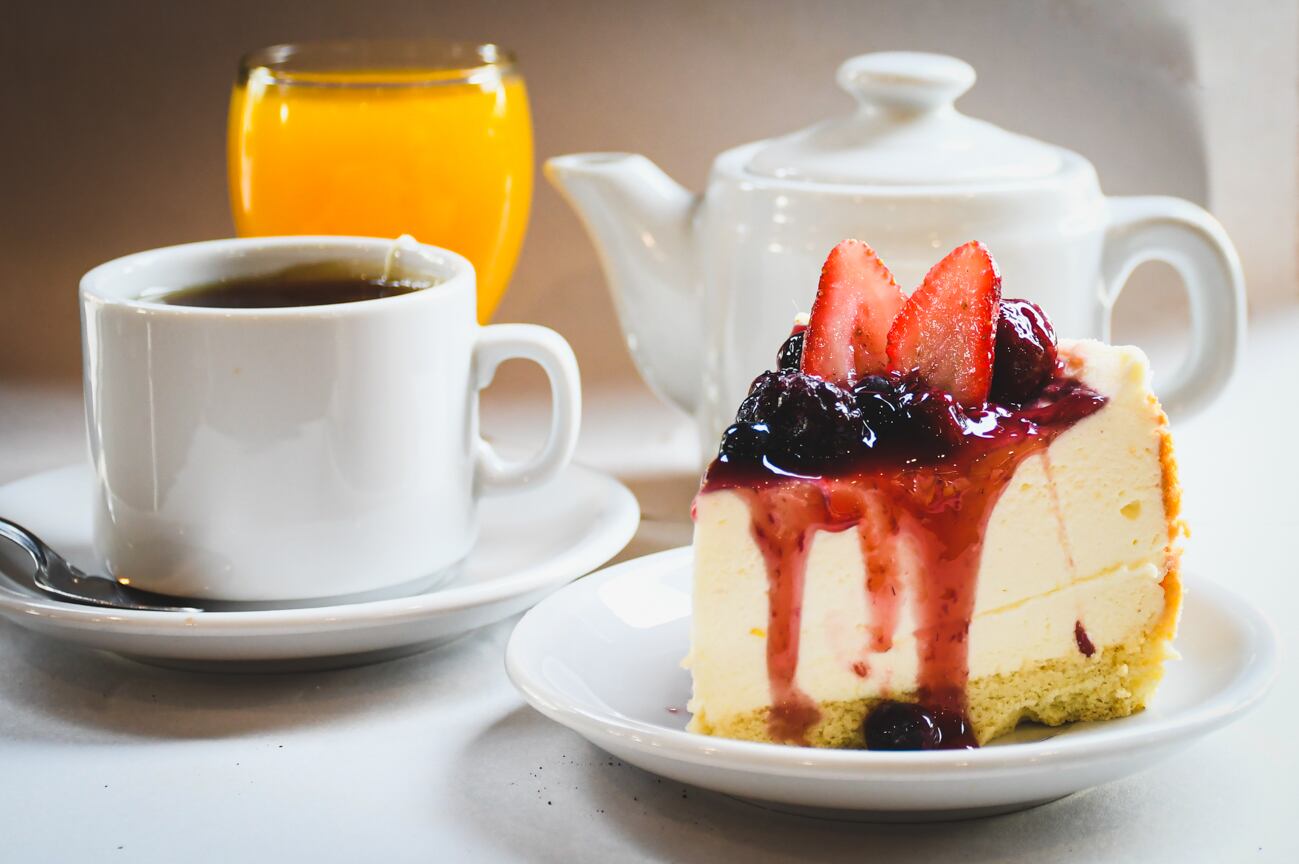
<box><xmin>228</xmin><ymin>40</ymin><xmax>533</xmax><ymax>322</ymax></box>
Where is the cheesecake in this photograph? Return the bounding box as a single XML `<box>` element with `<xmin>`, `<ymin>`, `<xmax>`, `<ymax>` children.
<box><xmin>685</xmin><ymin>240</ymin><xmax>1183</xmax><ymax>750</ymax></box>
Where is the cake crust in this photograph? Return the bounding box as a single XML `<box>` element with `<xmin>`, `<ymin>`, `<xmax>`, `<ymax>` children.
<box><xmin>691</xmin><ymin>637</ymin><xmax>1174</xmax><ymax>747</ymax></box>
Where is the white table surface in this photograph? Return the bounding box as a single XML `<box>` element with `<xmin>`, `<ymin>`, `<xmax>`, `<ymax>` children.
<box><xmin>0</xmin><ymin>309</ymin><xmax>1295</xmax><ymax>863</ymax></box>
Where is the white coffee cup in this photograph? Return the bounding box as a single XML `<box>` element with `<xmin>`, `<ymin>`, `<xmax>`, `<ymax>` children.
<box><xmin>80</xmin><ymin>236</ymin><xmax>581</xmax><ymax>603</ymax></box>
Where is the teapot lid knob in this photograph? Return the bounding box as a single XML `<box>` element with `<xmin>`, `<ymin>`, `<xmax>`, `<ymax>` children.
<box><xmin>744</xmin><ymin>50</ymin><xmax>1066</xmax><ymax>185</ymax></box>
<box><xmin>836</xmin><ymin>52</ymin><xmax>976</xmax><ymax>114</ymax></box>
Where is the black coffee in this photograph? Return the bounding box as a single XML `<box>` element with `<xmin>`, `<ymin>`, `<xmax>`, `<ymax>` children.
<box><xmin>154</xmin><ymin>272</ymin><xmax>426</xmax><ymax>309</ymax></box>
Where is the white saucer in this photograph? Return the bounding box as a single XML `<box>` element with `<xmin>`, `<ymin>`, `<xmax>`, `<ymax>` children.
<box><xmin>506</xmin><ymin>546</ymin><xmax>1278</xmax><ymax>821</ymax></box>
<box><xmin>0</xmin><ymin>463</ymin><xmax>638</xmax><ymax>670</ymax></box>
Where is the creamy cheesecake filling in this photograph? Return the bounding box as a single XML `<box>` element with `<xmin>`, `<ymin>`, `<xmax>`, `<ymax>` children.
<box><xmin>687</xmin><ymin>340</ymin><xmax>1179</xmax><ymax>744</ymax></box>
<box><xmin>690</xmin><ymin>487</ymin><xmax>1165</xmax><ymax>724</ymax></box>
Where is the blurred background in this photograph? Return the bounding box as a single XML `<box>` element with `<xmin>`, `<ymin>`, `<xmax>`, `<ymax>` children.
<box><xmin>1</xmin><ymin>0</ymin><xmax>1294</xmax><ymax>430</ymax></box>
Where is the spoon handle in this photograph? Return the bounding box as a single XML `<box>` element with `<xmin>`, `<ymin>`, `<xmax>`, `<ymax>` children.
<box><xmin>0</xmin><ymin>518</ymin><xmax>201</xmax><ymax>613</ymax></box>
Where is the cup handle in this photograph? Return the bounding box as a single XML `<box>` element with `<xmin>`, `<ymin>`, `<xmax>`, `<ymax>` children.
<box><xmin>1100</xmin><ymin>196</ymin><xmax>1246</xmax><ymax>417</ymax></box>
<box><xmin>473</xmin><ymin>323</ymin><xmax>582</xmax><ymax>494</ymax></box>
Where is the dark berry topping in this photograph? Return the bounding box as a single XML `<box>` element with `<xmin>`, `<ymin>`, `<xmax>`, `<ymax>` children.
<box><xmin>718</xmin><ymin>422</ymin><xmax>769</xmax><ymax>463</ymax></box>
<box><xmin>991</xmin><ymin>299</ymin><xmax>1058</xmax><ymax>405</ymax></box>
<box><xmin>864</xmin><ymin>701</ymin><xmax>941</xmax><ymax>750</ymax></box>
<box><xmin>863</xmin><ymin>700</ymin><xmax>977</xmax><ymax>751</ymax></box>
<box><xmin>894</xmin><ymin>384</ymin><xmax>965</xmax><ymax>452</ymax></box>
<box><xmin>734</xmin><ymin>371</ymin><xmax>864</xmax><ymax>471</ymax></box>
<box><xmin>716</xmin><ymin>360</ymin><xmax>1105</xmax><ymax>472</ymax></box>
<box><xmin>777</xmin><ymin>330</ymin><xmax>805</xmax><ymax>371</ymax></box>
<box><xmin>853</xmin><ymin>374</ymin><xmax>895</xmax><ymax>395</ymax></box>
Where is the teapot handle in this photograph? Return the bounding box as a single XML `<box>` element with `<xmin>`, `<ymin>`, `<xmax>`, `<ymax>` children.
<box><xmin>1100</xmin><ymin>196</ymin><xmax>1245</xmax><ymax>417</ymax></box>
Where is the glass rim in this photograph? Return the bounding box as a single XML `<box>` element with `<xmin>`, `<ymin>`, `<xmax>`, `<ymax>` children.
<box><xmin>238</xmin><ymin>39</ymin><xmax>518</xmax><ymax>88</ymax></box>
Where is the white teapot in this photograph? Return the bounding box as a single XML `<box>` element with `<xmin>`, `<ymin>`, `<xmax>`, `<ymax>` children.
<box><xmin>547</xmin><ymin>52</ymin><xmax>1244</xmax><ymax>454</ymax></box>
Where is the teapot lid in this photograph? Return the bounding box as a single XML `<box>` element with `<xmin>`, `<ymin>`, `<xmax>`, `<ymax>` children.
<box><xmin>746</xmin><ymin>52</ymin><xmax>1065</xmax><ymax>185</ymax></box>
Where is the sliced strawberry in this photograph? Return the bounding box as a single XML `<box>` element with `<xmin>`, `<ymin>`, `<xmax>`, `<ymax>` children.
<box><xmin>885</xmin><ymin>241</ymin><xmax>1001</xmax><ymax>405</ymax></box>
<box><xmin>801</xmin><ymin>240</ymin><xmax>905</xmax><ymax>387</ymax></box>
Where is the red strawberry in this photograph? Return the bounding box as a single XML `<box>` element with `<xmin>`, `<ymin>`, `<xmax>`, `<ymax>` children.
<box><xmin>801</xmin><ymin>240</ymin><xmax>905</xmax><ymax>387</ymax></box>
<box><xmin>885</xmin><ymin>241</ymin><xmax>1001</xmax><ymax>405</ymax></box>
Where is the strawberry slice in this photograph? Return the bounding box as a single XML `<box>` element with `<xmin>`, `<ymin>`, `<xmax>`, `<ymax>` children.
<box><xmin>801</xmin><ymin>240</ymin><xmax>905</xmax><ymax>387</ymax></box>
<box><xmin>885</xmin><ymin>241</ymin><xmax>1001</xmax><ymax>405</ymax></box>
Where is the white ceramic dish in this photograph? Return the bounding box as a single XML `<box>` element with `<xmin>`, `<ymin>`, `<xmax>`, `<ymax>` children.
<box><xmin>506</xmin><ymin>546</ymin><xmax>1278</xmax><ymax>821</ymax></box>
<box><xmin>0</xmin><ymin>463</ymin><xmax>638</xmax><ymax>670</ymax></box>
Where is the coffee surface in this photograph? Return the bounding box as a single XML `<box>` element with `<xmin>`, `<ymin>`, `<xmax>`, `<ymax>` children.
<box><xmin>155</xmin><ymin>275</ymin><xmax>424</xmax><ymax>308</ymax></box>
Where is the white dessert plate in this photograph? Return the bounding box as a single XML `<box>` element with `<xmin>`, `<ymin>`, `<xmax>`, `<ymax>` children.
<box><xmin>506</xmin><ymin>546</ymin><xmax>1278</xmax><ymax>821</ymax></box>
<box><xmin>0</xmin><ymin>463</ymin><xmax>638</xmax><ymax>670</ymax></box>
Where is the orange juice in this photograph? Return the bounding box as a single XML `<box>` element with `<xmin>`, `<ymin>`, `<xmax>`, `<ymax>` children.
<box><xmin>229</xmin><ymin>54</ymin><xmax>532</xmax><ymax>322</ymax></box>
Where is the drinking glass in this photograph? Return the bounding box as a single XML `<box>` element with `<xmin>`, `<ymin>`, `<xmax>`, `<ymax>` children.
<box><xmin>228</xmin><ymin>40</ymin><xmax>533</xmax><ymax>322</ymax></box>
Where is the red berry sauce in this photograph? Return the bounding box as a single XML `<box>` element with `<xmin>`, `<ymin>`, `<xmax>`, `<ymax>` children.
<box><xmin>1074</xmin><ymin>621</ymin><xmax>1096</xmax><ymax>658</ymax></box>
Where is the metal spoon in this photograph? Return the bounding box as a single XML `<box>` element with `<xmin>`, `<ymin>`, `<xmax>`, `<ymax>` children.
<box><xmin>0</xmin><ymin>518</ymin><xmax>202</xmax><ymax>613</ymax></box>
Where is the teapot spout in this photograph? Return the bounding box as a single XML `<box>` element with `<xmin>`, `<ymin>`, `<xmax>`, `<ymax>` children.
<box><xmin>545</xmin><ymin>153</ymin><xmax>702</xmax><ymax>415</ymax></box>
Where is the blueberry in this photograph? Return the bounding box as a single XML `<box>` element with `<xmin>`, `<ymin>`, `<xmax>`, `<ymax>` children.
<box><xmin>991</xmin><ymin>299</ymin><xmax>1058</xmax><ymax>405</ymax></box>
<box><xmin>864</xmin><ymin>701</ymin><xmax>978</xmax><ymax>750</ymax></box>
<box><xmin>717</xmin><ymin>422</ymin><xmax>768</xmax><ymax>462</ymax></box>
<box><xmin>854</xmin><ymin>392</ymin><xmax>899</xmax><ymax>444</ymax></box>
<box><xmin>777</xmin><ymin>330</ymin><xmax>804</xmax><ymax>371</ymax></box>
<box><xmin>851</xmin><ymin>374</ymin><xmax>906</xmax><ymax>443</ymax></box>
<box><xmin>853</xmin><ymin>374</ymin><xmax>896</xmax><ymax>395</ymax></box>
<box><xmin>864</xmin><ymin>701</ymin><xmax>943</xmax><ymax>750</ymax></box>
<box><xmin>901</xmin><ymin>387</ymin><xmax>964</xmax><ymax>448</ymax></box>
<box><xmin>735</xmin><ymin>370</ymin><xmax>863</xmax><ymax>470</ymax></box>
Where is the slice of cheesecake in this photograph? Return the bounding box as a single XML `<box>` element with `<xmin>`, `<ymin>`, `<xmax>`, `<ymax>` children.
<box><xmin>685</xmin><ymin>241</ymin><xmax>1183</xmax><ymax>750</ymax></box>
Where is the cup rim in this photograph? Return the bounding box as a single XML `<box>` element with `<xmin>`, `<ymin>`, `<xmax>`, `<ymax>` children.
<box><xmin>79</xmin><ymin>235</ymin><xmax>475</xmax><ymax>318</ymax></box>
<box><xmin>238</xmin><ymin>39</ymin><xmax>518</xmax><ymax>89</ymax></box>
